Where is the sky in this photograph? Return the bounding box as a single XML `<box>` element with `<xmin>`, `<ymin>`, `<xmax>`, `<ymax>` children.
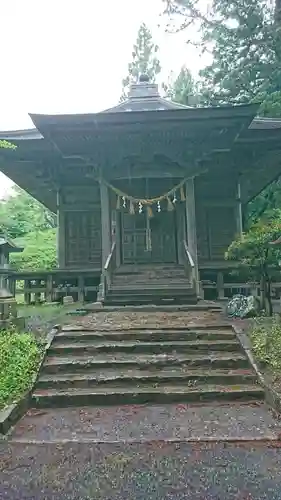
<box><xmin>0</xmin><ymin>0</ymin><xmax>210</xmax><ymax>198</ymax></box>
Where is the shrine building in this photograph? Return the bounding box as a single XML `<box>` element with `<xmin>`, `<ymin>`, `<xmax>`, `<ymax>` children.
<box><xmin>1</xmin><ymin>75</ymin><xmax>281</xmax><ymax>305</ymax></box>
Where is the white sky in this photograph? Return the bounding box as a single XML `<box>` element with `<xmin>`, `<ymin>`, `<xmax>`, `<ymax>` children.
<box><xmin>0</xmin><ymin>0</ymin><xmax>210</xmax><ymax>198</ymax></box>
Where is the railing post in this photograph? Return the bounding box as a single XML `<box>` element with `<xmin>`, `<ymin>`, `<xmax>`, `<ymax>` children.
<box><xmin>78</xmin><ymin>275</ymin><xmax>84</xmax><ymax>303</ymax></box>
<box><xmin>217</xmin><ymin>271</ymin><xmax>225</xmax><ymax>300</ymax></box>
<box><xmin>46</xmin><ymin>274</ymin><xmax>53</xmax><ymax>303</ymax></box>
<box><xmin>34</xmin><ymin>280</ymin><xmax>41</xmax><ymax>305</ymax></box>
<box><xmin>24</xmin><ymin>279</ymin><xmax>31</xmax><ymax>305</ymax></box>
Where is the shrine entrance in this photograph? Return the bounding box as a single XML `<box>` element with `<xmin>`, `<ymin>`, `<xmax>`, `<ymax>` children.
<box><xmin>121</xmin><ymin>210</ymin><xmax>178</xmax><ymax>264</ymax></box>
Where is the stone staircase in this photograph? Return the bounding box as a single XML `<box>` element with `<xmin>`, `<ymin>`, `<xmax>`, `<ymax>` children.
<box><xmin>104</xmin><ymin>264</ymin><xmax>197</xmax><ymax>306</ymax></box>
<box><xmin>32</xmin><ymin>323</ymin><xmax>264</xmax><ymax>408</ymax></box>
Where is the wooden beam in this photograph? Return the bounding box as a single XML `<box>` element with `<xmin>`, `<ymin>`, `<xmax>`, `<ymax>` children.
<box><xmin>57</xmin><ymin>190</ymin><xmax>66</xmax><ymax>268</ymax></box>
<box><xmin>236</xmin><ymin>180</ymin><xmax>243</xmax><ymax>235</ymax></box>
<box><xmin>185</xmin><ymin>178</ymin><xmax>199</xmax><ymax>293</ymax></box>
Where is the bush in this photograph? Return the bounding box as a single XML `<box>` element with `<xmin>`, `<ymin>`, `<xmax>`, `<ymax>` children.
<box><xmin>250</xmin><ymin>317</ymin><xmax>281</xmax><ymax>369</ymax></box>
<box><xmin>0</xmin><ymin>330</ymin><xmax>42</xmax><ymax>409</ymax></box>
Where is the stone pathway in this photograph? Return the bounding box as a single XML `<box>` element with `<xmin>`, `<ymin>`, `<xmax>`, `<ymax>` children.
<box><xmin>1</xmin><ymin>308</ymin><xmax>281</xmax><ymax>498</ymax></box>
<box><xmin>2</xmin><ymin>440</ymin><xmax>281</xmax><ymax>499</ymax></box>
<box><xmin>6</xmin><ymin>403</ymin><xmax>281</xmax><ymax>443</ymax></box>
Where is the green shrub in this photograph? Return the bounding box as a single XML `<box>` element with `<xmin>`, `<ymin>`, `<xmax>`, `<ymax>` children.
<box><xmin>250</xmin><ymin>317</ymin><xmax>281</xmax><ymax>369</ymax></box>
<box><xmin>0</xmin><ymin>330</ymin><xmax>42</xmax><ymax>409</ymax></box>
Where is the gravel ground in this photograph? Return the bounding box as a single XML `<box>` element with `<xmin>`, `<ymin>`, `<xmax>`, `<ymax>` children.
<box><xmin>8</xmin><ymin>403</ymin><xmax>281</xmax><ymax>443</ymax></box>
<box><xmin>1</xmin><ymin>441</ymin><xmax>281</xmax><ymax>499</ymax></box>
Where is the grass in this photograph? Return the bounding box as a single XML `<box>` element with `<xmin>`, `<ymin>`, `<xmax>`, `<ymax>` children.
<box><xmin>250</xmin><ymin>316</ymin><xmax>281</xmax><ymax>392</ymax></box>
<box><xmin>0</xmin><ymin>329</ymin><xmax>43</xmax><ymax>410</ymax></box>
<box><xmin>18</xmin><ymin>302</ymin><xmax>82</xmax><ymax>340</ymax></box>
<box><xmin>250</xmin><ymin>316</ymin><xmax>281</xmax><ymax>370</ymax></box>
<box><xmin>0</xmin><ymin>301</ymin><xmax>87</xmax><ymax>410</ymax></box>
<box><xmin>0</xmin><ymin>299</ymin><xmax>86</xmax><ymax>411</ymax></box>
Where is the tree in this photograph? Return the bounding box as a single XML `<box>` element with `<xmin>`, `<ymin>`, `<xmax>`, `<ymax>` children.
<box><xmin>165</xmin><ymin>1</ymin><xmax>281</xmax><ymax>112</ymax></box>
<box><xmin>163</xmin><ymin>65</ymin><xmax>198</xmax><ymax>105</ymax></box>
<box><xmin>121</xmin><ymin>23</ymin><xmax>161</xmax><ymax>100</ymax></box>
<box><xmin>246</xmin><ymin>178</ymin><xmax>281</xmax><ymax>227</ymax></box>
<box><xmin>10</xmin><ymin>229</ymin><xmax>57</xmax><ymax>271</ymax></box>
<box><xmin>0</xmin><ymin>140</ymin><xmax>15</xmax><ymax>149</ymax></box>
<box><xmin>0</xmin><ymin>186</ymin><xmax>57</xmax><ymax>239</ymax></box>
<box><xmin>226</xmin><ymin>217</ymin><xmax>281</xmax><ymax>315</ymax></box>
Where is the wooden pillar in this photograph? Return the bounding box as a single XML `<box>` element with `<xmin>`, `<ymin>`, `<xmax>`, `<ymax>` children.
<box><xmin>100</xmin><ymin>181</ymin><xmax>111</xmax><ymax>267</ymax></box>
<box><xmin>185</xmin><ymin>178</ymin><xmax>200</xmax><ymax>293</ymax></box>
<box><xmin>115</xmin><ymin>211</ymin><xmax>121</xmax><ymax>267</ymax></box>
<box><xmin>57</xmin><ymin>189</ymin><xmax>66</xmax><ymax>268</ymax></box>
<box><xmin>177</xmin><ymin>205</ymin><xmax>184</xmax><ymax>264</ymax></box>
<box><xmin>236</xmin><ymin>179</ymin><xmax>243</xmax><ymax>236</ymax></box>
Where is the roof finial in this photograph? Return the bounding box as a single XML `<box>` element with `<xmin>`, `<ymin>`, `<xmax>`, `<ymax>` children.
<box><xmin>139</xmin><ymin>74</ymin><xmax>150</xmax><ymax>83</ymax></box>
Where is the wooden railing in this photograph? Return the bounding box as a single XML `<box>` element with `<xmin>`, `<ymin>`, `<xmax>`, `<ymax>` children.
<box><xmin>97</xmin><ymin>242</ymin><xmax>117</xmax><ymax>302</ymax></box>
<box><xmin>183</xmin><ymin>240</ymin><xmax>198</xmax><ymax>293</ymax></box>
<box><xmin>201</xmin><ymin>269</ymin><xmax>281</xmax><ymax>301</ymax></box>
<box><xmin>6</xmin><ymin>268</ymin><xmax>101</xmax><ymax>305</ymax></box>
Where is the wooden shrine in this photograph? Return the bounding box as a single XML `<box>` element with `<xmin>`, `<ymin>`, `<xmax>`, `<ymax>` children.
<box><xmin>1</xmin><ymin>75</ymin><xmax>281</xmax><ymax>304</ymax></box>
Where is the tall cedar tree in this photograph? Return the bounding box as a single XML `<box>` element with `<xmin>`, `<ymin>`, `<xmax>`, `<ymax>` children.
<box><xmin>163</xmin><ymin>66</ymin><xmax>197</xmax><ymax>105</ymax></box>
<box><xmin>165</xmin><ymin>0</ymin><xmax>281</xmax><ymax>107</ymax></box>
<box><xmin>121</xmin><ymin>23</ymin><xmax>161</xmax><ymax>100</ymax></box>
<box><xmin>165</xmin><ymin>0</ymin><xmax>281</xmax><ymax>220</ymax></box>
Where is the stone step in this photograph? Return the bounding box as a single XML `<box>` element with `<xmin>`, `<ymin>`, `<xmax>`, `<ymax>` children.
<box><xmin>36</xmin><ymin>368</ymin><xmax>257</xmax><ymax>390</ymax></box>
<box><xmin>32</xmin><ymin>384</ymin><xmax>264</xmax><ymax>408</ymax></box>
<box><xmin>113</xmin><ymin>277</ymin><xmax>188</xmax><ymax>282</ymax></box>
<box><xmin>115</xmin><ymin>266</ymin><xmax>185</xmax><ymax>275</ymax></box>
<box><xmin>48</xmin><ymin>339</ymin><xmax>241</xmax><ymax>356</ymax></box>
<box><xmin>42</xmin><ymin>352</ymin><xmax>250</xmax><ymax>373</ymax></box>
<box><xmin>105</xmin><ymin>296</ymin><xmax>198</xmax><ymax>306</ymax></box>
<box><xmin>54</xmin><ymin>328</ymin><xmax>237</xmax><ymax>343</ymax></box>
<box><xmin>109</xmin><ymin>287</ymin><xmax>193</xmax><ymax>294</ymax></box>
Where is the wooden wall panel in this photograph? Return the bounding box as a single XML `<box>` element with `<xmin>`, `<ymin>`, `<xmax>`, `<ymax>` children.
<box><xmin>64</xmin><ymin>211</ymin><xmax>101</xmax><ymax>268</ymax></box>
<box><xmin>59</xmin><ymin>182</ymin><xmax>102</xmax><ymax>269</ymax></box>
<box><xmin>195</xmin><ymin>172</ymin><xmax>238</xmax><ymax>262</ymax></box>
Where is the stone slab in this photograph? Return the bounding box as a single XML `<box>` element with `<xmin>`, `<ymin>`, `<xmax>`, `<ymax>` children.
<box><xmin>9</xmin><ymin>403</ymin><xmax>280</xmax><ymax>443</ymax></box>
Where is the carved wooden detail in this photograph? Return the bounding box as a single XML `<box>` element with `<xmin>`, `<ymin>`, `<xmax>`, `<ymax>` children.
<box><xmin>62</xmin><ymin>184</ymin><xmax>100</xmax><ymax>206</ymax></box>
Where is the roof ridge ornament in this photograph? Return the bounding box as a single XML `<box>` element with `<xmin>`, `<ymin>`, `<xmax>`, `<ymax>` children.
<box><xmin>128</xmin><ymin>74</ymin><xmax>160</xmax><ymax>100</ymax></box>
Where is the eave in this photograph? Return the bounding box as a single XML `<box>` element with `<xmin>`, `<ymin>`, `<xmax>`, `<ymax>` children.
<box><xmin>3</xmin><ymin>105</ymin><xmax>281</xmax><ymax>211</ymax></box>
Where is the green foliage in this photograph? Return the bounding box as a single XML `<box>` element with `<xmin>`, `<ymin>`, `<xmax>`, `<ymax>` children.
<box><xmin>226</xmin><ymin>218</ymin><xmax>281</xmax><ymax>273</ymax></box>
<box><xmin>250</xmin><ymin>317</ymin><xmax>281</xmax><ymax>369</ymax></box>
<box><xmin>226</xmin><ymin>218</ymin><xmax>281</xmax><ymax>313</ymax></box>
<box><xmin>163</xmin><ymin>66</ymin><xmax>197</xmax><ymax>105</ymax></box>
<box><xmin>11</xmin><ymin>228</ymin><xmax>57</xmax><ymax>271</ymax></box>
<box><xmin>246</xmin><ymin>180</ymin><xmax>281</xmax><ymax>227</ymax></box>
<box><xmin>0</xmin><ymin>140</ymin><xmax>16</xmax><ymax>149</ymax></box>
<box><xmin>0</xmin><ymin>330</ymin><xmax>42</xmax><ymax>409</ymax></box>
<box><xmin>121</xmin><ymin>22</ymin><xmax>161</xmax><ymax>100</ymax></box>
<box><xmin>0</xmin><ymin>186</ymin><xmax>56</xmax><ymax>239</ymax></box>
<box><xmin>165</xmin><ymin>0</ymin><xmax>281</xmax><ymax>114</ymax></box>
